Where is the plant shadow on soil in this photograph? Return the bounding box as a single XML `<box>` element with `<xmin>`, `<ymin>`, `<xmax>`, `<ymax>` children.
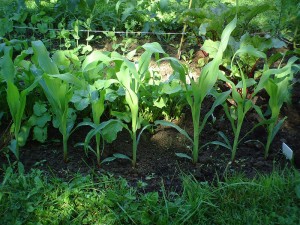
<box><xmin>1</xmin><ymin>94</ymin><xmax>300</xmax><ymax>194</ymax></box>
<box><xmin>0</xmin><ymin>42</ymin><xmax>300</xmax><ymax>193</ymax></box>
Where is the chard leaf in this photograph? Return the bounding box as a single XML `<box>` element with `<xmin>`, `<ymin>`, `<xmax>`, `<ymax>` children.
<box><xmin>33</xmin><ymin>102</ymin><xmax>47</xmax><ymax>117</ymax></box>
<box><xmin>33</xmin><ymin>126</ymin><xmax>48</xmax><ymax>143</ymax></box>
<box><xmin>142</xmin><ymin>42</ymin><xmax>165</xmax><ymax>54</ymax></box>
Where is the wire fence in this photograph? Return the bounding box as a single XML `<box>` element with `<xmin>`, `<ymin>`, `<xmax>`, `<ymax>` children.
<box><xmin>13</xmin><ymin>26</ymin><xmax>188</xmax><ymax>36</ymax></box>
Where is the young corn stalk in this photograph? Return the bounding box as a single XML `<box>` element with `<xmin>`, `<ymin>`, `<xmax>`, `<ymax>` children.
<box><xmin>254</xmin><ymin>56</ymin><xmax>299</xmax><ymax>158</ymax></box>
<box><xmin>214</xmin><ymin>45</ymin><xmax>267</xmax><ymax>161</ymax></box>
<box><xmin>110</xmin><ymin>43</ymin><xmax>166</xmax><ymax>167</ymax></box>
<box><xmin>2</xmin><ymin>46</ymin><xmax>39</xmax><ymax>160</ymax></box>
<box><xmin>32</xmin><ymin>41</ymin><xmax>84</xmax><ymax>162</ymax></box>
<box><xmin>165</xmin><ymin>17</ymin><xmax>237</xmax><ymax>164</ymax></box>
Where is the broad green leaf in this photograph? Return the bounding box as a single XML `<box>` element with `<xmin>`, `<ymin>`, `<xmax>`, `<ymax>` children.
<box><xmin>142</xmin><ymin>42</ymin><xmax>165</xmax><ymax>54</ymax></box>
<box><xmin>201</xmin><ymin>40</ymin><xmax>220</xmax><ymax>58</ymax></box>
<box><xmin>52</xmin><ymin>51</ymin><xmax>70</xmax><ymax>70</ymax></box>
<box><xmin>93</xmin><ymin>79</ymin><xmax>118</xmax><ymax>90</ymax></box>
<box><xmin>101</xmin><ymin>120</ymin><xmax>124</xmax><ymax>143</ymax></box>
<box><xmin>236</xmin><ymin>78</ymin><xmax>256</xmax><ymax>88</ymax></box>
<box><xmin>33</xmin><ymin>126</ymin><xmax>48</xmax><ymax>142</ymax></box>
<box><xmin>82</xmin><ymin>51</ymin><xmax>111</xmax><ymax>70</ymax></box>
<box><xmin>159</xmin><ymin>0</ymin><xmax>169</xmax><ymax>11</ymax></box>
<box><xmin>32</xmin><ymin>40</ymin><xmax>59</xmax><ymax>74</ymax></box>
<box><xmin>33</xmin><ymin>102</ymin><xmax>47</xmax><ymax>117</ymax></box>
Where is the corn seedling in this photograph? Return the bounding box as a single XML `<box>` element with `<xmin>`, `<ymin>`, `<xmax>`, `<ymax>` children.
<box><xmin>32</xmin><ymin>40</ymin><xmax>84</xmax><ymax>162</ymax></box>
<box><xmin>109</xmin><ymin>42</ymin><xmax>166</xmax><ymax>167</ymax></box>
<box><xmin>254</xmin><ymin>56</ymin><xmax>299</xmax><ymax>158</ymax></box>
<box><xmin>1</xmin><ymin>46</ymin><xmax>39</xmax><ymax>160</ymax></box>
<box><xmin>163</xmin><ymin>17</ymin><xmax>237</xmax><ymax>163</ymax></box>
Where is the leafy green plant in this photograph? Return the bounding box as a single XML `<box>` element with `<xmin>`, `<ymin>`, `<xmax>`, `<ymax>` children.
<box><xmin>1</xmin><ymin>46</ymin><xmax>39</xmax><ymax>160</ymax></box>
<box><xmin>28</xmin><ymin>101</ymin><xmax>51</xmax><ymax>143</ymax></box>
<box><xmin>253</xmin><ymin>56</ymin><xmax>299</xmax><ymax>158</ymax></box>
<box><xmin>31</xmin><ymin>40</ymin><xmax>84</xmax><ymax>162</ymax></box>
<box><xmin>112</xmin><ymin>43</ymin><xmax>166</xmax><ymax>167</ymax></box>
<box><xmin>164</xmin><ymin>17</ymin><xmax>237</xmax><ymax>163</ymax></box>
<box><xmin>211</xmin><ymin>44</ymin><xmax>267</xmax><ymax>161</ymax></box>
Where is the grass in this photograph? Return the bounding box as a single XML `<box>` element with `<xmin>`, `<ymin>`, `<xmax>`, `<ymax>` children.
<box><xmin>0</xmin><ymin>166</ymin><xmax>299</xmax><ymax>224</ymax></box>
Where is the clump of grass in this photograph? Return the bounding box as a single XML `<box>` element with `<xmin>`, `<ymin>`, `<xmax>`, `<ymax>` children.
<box><xmin>0</xmin><ymin>166</ymin><xmax>299</xmax><ymax>224</ymax></box>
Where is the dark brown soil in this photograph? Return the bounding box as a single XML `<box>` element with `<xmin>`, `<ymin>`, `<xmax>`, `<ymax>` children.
<box><xmin>0</xmin><ymin>42</ymin><xmax>299</xmax><ymax>193</ymax></box>
<box><xmin>1</xmin><ymin>97</ymin><xmax>299</xmax><ymax>193</ymax></box>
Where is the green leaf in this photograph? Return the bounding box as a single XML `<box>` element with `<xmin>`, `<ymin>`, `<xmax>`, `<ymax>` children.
<box><xmin>1</xmin><ymin>46</ymin><xmax>15</xmax><ymax>82</ymax></box>
<box><xmin>210</xmin><ymin>141</ymin><xmax>231</xmax><ymax>150</ymax></box>
<box><xmin>86</xmin><ymin>0</ymin><xmax>96</xmax><ymax>10</ymax></box>
<box><xmin>101</xmin><ymin>156</ymin><xmax>117</xmax><ymax>164</ymax></box>
<box><xmin>142</xmin><ymin>42</ymin><xmax>165</xmax><ymax>54</ymax></box>
<box><xmin>52</xmin><ymin>51</ymin><xmax>71</xmax><ymax>70</ymax></box>
<box><xmin>201</xmin><ymin>40</ymin><xmax>220</xmax><ymax>58</ymax></box>
<box><xmin>159</xmin><ymin>0</ymin><xmax>169</xmax><ymax>11</ymax></box>
<box><xmin>101</xmin><ymin>120</ymin><xmax>124</xmax><ymax>143</ymax></box>
<box><xmin>32</xmin><ymin>40</ymin><xmax>59</xmax><ymax>74</ymax></box>
<box><xmin>175</xmin><ymin>153</ymin><xmax>192</xmax><ymax>160</ymax></box>
<box><xmin>113</xmin><ymin>153</ymin><xmax>131</xmax><ymax>161</ymax></box>
<box><xmin>33</xmin><ymin>126</ymin><xmax>48</xmax><ymax>143</ymax></box>
<box><xmin>18</xmin><ymin>124</ymin><xmax>31</xmax><ymax>147</ymax></box>
<box><xmin>33</xmin><ymin>102</ymin><xmax>47</xmax><ymax>117</ymax></box>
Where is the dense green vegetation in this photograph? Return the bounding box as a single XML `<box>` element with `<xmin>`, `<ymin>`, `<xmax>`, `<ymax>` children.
<box><xmin>0</xmin><ymin>0</ymin><xmax>300</xmax><ymax>224</ymax></box>
<box><xmin>1</xmin><ymin>166</ymin><xmax>300</xmax><ymax>224</ymax></box>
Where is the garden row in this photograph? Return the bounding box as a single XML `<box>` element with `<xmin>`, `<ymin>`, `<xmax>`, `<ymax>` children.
<box><xmin>1</xmin><ymin>0</ymin><xmax>298</xmax><ymax>52</ymax></box>
<box><xmin>1</xmin><ymin>16</ymin><xmax>299</xmax><ymax>168</ymax></box>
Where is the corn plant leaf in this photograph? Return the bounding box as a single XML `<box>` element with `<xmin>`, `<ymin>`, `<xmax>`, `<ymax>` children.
<box><xmin>175</xmin><ymin>153</ymin><xmax>192</xmax><ymax>160</ymax></box>
<box><xmin>210</xmin><ymin>141</ymin><xmax>232</xmax><ymax>150</ymax></box>
<box><xmin>82</xmin><ymin>50</ymin><xmax>111</xmax><ymax>70</ymax></box>
<box><xmin>154</xmin><ymin>120</ymin><xmax>193</xmax><ymax>143</ymax></box>
<box><xmin>1</xmin><ymin>46</ymin><xmax>15</xmax><ymax>82</ymax></box>
<box><xmin>113</xmin><ymin>153</ymin><xmax>131</xmax><ymax>160</ymax></box>
<box><xmin>217</xmin><ymin>131</ymin><xmax>232</xmax><ymax>149</ymax></box>
<box><xmin>32</xmin><ymin>40</ymin><xmax>59</xmax><ymax>74</ymax></box>
<box><xmin>92</xmin><ymin>90</ymin><xmax>106</xmax><ymax>125</ymax></box>
<box><xmin>198</xmin><ymin>16</ymin><xmax>237</xmax><ymax>101</ymax></box>
<box><xmin>101</xmin><ymin>156</ymin><xmax>117</xmax><ymax>164</ymax></box>
<box><xmin>271</xmin><ymin>117</ymin><xmax>287</xmax><ymax>141</ymax></box>
<box><xmin>6</xmin><ymin>81</ymin><xmax>20</xmax><ymax>124</ymax></box>
<box><xmin>49</xmin><ymin>73</ymin><xmax>84</xmax><ymax>88</ymax></box>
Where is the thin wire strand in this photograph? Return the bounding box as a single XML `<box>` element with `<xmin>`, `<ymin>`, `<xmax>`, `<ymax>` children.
<box><xmin>13</xmin><ymin>26</ymin><xmax>187</xmax><ymax>35</ymax></box>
